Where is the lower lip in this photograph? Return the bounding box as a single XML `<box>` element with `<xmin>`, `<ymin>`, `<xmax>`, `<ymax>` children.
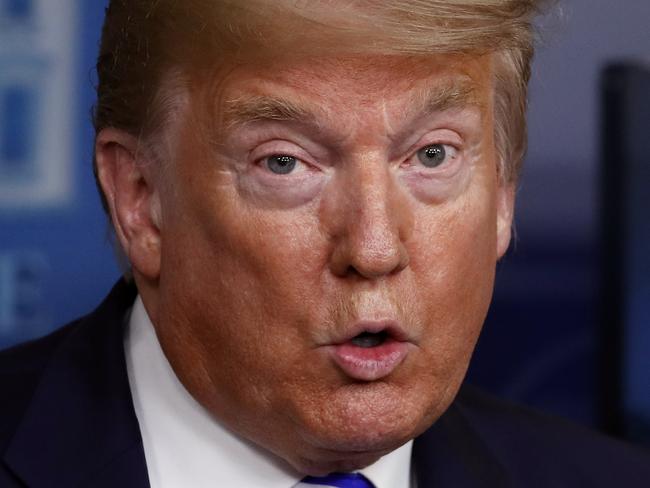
<box><xmin>329</xmin><ymin>340</ymin><xmax>410</xmax><ymax>381</ymax></box>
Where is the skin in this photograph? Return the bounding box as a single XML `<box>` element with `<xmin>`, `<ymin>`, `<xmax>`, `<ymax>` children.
<box><xmin>96</xmin><ymin>53</ymin><xmax>515</xmax><ymax>475</ymax></box>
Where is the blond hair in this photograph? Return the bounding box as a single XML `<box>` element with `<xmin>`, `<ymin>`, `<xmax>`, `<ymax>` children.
<box><xmin>94</xmin><ymin>0</ymin><xmax>548</xmax><ymax>200</ymax></box>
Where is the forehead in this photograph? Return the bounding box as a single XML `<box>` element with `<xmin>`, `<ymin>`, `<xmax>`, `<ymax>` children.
<box><xmin>207</xmin><ymin>54</ymin><xmax>494</xmax><ymax>131</ymax></box>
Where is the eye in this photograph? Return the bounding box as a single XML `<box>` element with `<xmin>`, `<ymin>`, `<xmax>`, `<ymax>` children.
<box><xmin>416</xmin><ymin>144</ymin><xmax>452</xmax><ymax>168</ymax></box>
<box><xmin>265</xmin><ymin>155</ymin><xmax>298</xmax><ymax>175</ymax></box>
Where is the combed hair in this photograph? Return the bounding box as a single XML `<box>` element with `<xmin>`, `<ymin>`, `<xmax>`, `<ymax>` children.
<box><xmin>94</xmin><ymin>0</ymin><xmax>549</xmax><ymax>207</ymax></box>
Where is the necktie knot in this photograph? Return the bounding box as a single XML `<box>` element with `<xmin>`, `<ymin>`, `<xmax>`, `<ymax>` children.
<box><xmin>299</xmin><ymin>472</ymin><xmax>375</xmax><ymax>488</ymax></box>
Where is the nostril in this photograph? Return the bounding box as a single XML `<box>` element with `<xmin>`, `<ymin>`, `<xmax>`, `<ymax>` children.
<box><xmin>341</xmin><ymin>246</ymin><xmax>407</xmax><ymax>279</ymax></box>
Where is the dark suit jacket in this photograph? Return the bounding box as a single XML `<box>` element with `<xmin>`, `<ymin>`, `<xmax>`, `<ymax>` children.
<box><xmin>1</xmin><ymin>280</ymin><xmax>649</xmax><ymax>487</ymax></box>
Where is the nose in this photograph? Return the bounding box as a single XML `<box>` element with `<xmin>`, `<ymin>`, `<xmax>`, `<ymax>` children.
<box><xmin>325</xmin><ymin>158</ymin><xmax>412</xmax><ymax>279</ymax></box>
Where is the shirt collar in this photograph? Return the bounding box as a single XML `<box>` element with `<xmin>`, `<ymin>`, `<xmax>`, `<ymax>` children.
<box><xmin>125</xmin><ymin>296</ymin><xmax>412</xmax><ymax>488</ymax></box>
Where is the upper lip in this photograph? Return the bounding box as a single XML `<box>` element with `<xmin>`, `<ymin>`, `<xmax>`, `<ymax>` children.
<box><xmin>330</xmin><ymin>320</ymin><xmax>410</xmax><ymax>345</ymax></box>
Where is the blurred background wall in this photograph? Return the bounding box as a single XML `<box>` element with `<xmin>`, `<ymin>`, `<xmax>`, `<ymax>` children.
<box><xmin>0</xmin><ymin>0</ymin><xmax>118</xmax><ymax>345</ymax></box>
<box><xmin>0</xmin><ymin>0</ymin><xmax>648</xmax><ymax>443</ymax></box>
<box><xmin>468</xmin><ymin>0</ymin><xmax>650</xmax><ymax>430</ymax></box>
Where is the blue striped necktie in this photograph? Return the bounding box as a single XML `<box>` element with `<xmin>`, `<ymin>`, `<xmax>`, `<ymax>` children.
<box><xmin>298</xmin><ymin>472</ymin><xmax>375</xmax><ymax>488</ymax></box>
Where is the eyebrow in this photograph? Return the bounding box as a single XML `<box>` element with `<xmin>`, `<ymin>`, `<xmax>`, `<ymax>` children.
<box><xmin>411</xmin><ymin>78</ymin><xmax>484</xmax><ymax>118</ymax></box>
<box><xmin>221</xmin><ymin>95</ymin><xmax>317</xmax><ymax>130</ymax></box>
<box><xmin>220</xmin><ymin>78</ymin><xmax>482</xmax><ymax>130</ymax></box>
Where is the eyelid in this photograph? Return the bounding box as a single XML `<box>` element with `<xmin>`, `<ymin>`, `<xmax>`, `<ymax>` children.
<box><xmin>250</xmin><ymin>141</ymin><xmax>317</xmax><ymax>168</ymax></box>
<box><xmin>250</xmin><ymin>139</ymin><xmax>308</xmax><ymax>158</ymax></box>
<box><xmin>402</xmin><ymin>141</ymin><xmax>460</xmax><ymax>171</ymax></box>
<box><xmin>430</xmin><ymin>143</ymin><xmax>459</xmax><ymax>159</ymax></box>
<box><xmin>402</xmin><ymin>127</ymin><xmax>462</xmax><ymax>154</ymax></box>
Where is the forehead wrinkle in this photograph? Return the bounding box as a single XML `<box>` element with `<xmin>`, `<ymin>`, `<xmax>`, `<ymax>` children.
<box><xmin>380</xmin><ymin>98</ymin><xmax>397</xmax><ymax>137</ymax></box>
<box><xmin>216</xmin><ymin>75</ymin><xmax>485</xmax><ymax>147</ymax></box>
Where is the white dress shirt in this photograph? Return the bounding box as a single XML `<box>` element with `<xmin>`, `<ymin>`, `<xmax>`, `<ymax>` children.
<box><xmin>124</xmin><ymin>296</ymin><xmax>413</xmax><ymax>488</ymax></box>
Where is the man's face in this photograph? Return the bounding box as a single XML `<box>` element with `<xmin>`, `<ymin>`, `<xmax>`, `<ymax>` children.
<box><xmin>148</xmin><ymin>53</ymin><xmax>513</xmax><ymax>474</ymax></box>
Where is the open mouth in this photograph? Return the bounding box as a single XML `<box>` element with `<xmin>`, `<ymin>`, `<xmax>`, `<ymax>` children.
<box><xmin>349</xmin><ymin>330</ymin><xmax>390</xmax><ymax>348</ymax></box>
<box><xmin>330</xmin><ymin>326</ymin><xmax>409</xmax><ymax>381</ymax></box>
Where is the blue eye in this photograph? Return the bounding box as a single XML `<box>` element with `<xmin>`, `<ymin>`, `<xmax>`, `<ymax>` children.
<box><xmin>416</xmin><ymin>144</ymin><xmax>447</xmax><ymax>168</ymax></box>
<box><xmin>266</xmin><ymin>155</ymin><xmax>297</xmax><ymax>175</ymax></box>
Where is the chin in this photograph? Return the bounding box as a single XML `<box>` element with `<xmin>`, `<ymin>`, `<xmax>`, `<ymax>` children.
<box><xmin>293</xmin><ymin>381</ymin><xmax>431</xmax><ymax>457</ymax></box>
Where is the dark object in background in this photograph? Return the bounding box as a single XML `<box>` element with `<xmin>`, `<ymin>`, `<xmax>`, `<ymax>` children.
<box><xmin>600</xmin><ymin>62</ymin><xmax>650</xmax><ymax>445</ymax></box>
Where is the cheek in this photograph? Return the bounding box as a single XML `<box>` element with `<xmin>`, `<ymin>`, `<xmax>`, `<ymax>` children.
<box><xmin>409</xmin><ymin>190</ymin><xmax>497</xmax><ymax>374</ymax></box>
<box><xmin>160</xmin><ymin>174</ymin><xmax>327</xmax><ymax>354</ymax></box>
<box><xmin>155</xmin><ymin>140</ymin><xmax>328</xmax><ymax>367</ymax></box>
<box><xmin>156</xmin><ymin>207</ymin><xmax>330</xmax><ymax>428</ymax></box>
<box><xmin>163</xmin><ymin>138</ymin><xmax>323</xmax><ymax>289</ymax></box>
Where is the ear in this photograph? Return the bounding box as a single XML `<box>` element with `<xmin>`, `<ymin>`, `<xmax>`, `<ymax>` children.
<box><xmin>496</xmin><ymin>183</ymin><xmax>515</xmax><ymax>259</ymax></box>
<box><xmin>95</xmin><ymin>129</ymin><xmax>162</xmax><ymax>280</ymax></box>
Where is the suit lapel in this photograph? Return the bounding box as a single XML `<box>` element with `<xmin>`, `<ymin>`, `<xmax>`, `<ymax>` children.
<box><xmin>412</xmin><ymin>391</ymin><xmax>510</xmax><ymax>488</ymax></box>
<box><xmin>3</xmin><ymin>281</ymin><xmax>150</xmax><ymax>488</ymax></box>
